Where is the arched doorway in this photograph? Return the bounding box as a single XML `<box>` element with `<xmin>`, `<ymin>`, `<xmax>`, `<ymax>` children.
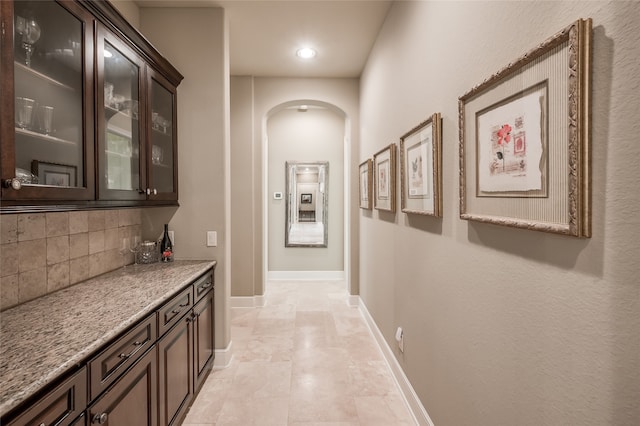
<box><xmin>262</xmin><ymin>100</ymin><xmax>351</xmax><ymax>289</ymax></box>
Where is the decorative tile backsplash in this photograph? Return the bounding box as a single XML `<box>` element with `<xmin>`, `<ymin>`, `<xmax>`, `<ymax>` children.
<box><xmin>0</xmin><ymin>209</ymin><xmax>142</xmax><ymax>311</ymax></box>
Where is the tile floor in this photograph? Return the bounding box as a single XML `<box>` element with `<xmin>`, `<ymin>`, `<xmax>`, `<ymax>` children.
<box><xmin>182</xmin><ymin>280</ymin><xmax>416</xmax><ymax>426</ymax></box>
<box><xmin>287</xmin><ymin>223</ymin><xmax>325</xmax><ymax>245</ymax></box>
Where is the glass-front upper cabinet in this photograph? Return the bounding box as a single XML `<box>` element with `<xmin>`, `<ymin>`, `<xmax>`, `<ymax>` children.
<box><xmin>1</xmin><ymin>0</ymin><xmax>95</xmax><ymax>200</ymax></box>
<box><xmin>96</xmin><ymin>25</ymin><xmax>146</xmax><ymax>201</ymax></box>
<box><xmin>147</xmin><ymin>69</ymin><xmax>178</xmax><ymax>201</ymax></box>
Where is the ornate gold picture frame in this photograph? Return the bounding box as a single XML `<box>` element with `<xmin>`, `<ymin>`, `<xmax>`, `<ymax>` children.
<box><xmin>359</xmin><ymin>159</ymin><xmax>373</xmax><ymax>210</ymax></box>
<box><xmin>400</xmin><ymin>113</ymin><xmax>442</xmax><ymax>217</ymax></box>
<box><xmin>373</xmin><ymin>144</ymin><xmax>396</xmax><ymax>213</ymax></box>
<box><xmin>459</xmin><ymin>18</ymin><xmax>592</xmax><ymax>237</ymax></box>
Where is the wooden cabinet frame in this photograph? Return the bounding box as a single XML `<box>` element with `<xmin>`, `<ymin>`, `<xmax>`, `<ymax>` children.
<box><xmin>0</xmin><ymin>0</ymin><xmax>183</xmax><ymax>212</ymax></box>
<box><xmin>0</xmin><ymin>0</ymin><xmax>96</xmax><ymax>203</ymax></box>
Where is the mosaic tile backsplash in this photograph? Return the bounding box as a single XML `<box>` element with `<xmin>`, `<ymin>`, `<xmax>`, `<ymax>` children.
<box><xmin>0</xmin><ymin>209</ymin><xmax>142</xmax><ymax>311</ymax></box>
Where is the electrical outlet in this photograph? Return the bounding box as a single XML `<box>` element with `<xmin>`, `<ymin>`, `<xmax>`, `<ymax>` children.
<box><xmin>395</xmin><ymin>327</ymin><xmax>404</xmax><ymax>353</ymax></box>
<box><xmin>206</xmin><ymin>231</ymin><xmax>217</xmax><ymax>247</ymax></box>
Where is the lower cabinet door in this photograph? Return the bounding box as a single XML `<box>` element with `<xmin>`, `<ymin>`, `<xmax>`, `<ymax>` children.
<box><xmin>5</xmin><ymin>368</ymin><xmax>87</xmax><ymax>426</ymax></box>
<box><xmin>71</xmin><ymin>412</ymin><xmax>87</xmax><ymax>425</ymax></box>
<box><xmin>88</xmin><ymin>346</ymin><xmax>158</xmax><ymax>426</ymax></box>
<box><xmin>193</xmin><ymin>290</ymin><xmax>215</xmax><ymax>392</ymax></box>
<box><xmin>158</xmin><ymin>314</ymin><xmax>193</xmax><ymax>426</ymax></box>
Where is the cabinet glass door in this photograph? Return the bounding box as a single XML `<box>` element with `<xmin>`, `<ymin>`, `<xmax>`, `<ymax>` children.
<box><xmin>148</xmin><ymin>71</ymin><xmax>177</xmax><ymax>200</ymax></box>
<box><xmin>97</xmin><ymin>26</ymin><xmax>145</xmax><ymax>200</ymax></box>
<box><xmin>2</xmin><ymin>0</ymin><xmax>94</xmax><ymax>200</ymax></box>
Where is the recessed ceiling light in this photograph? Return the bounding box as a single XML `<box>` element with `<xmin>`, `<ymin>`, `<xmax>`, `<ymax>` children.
<box><xmin>296</xmin><ymin>47</ymin><xmax>317</xmax><ymax>59</ymax></box>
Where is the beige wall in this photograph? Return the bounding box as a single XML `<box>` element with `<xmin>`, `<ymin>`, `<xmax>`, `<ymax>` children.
<box><xmin>360</xmin><ymin>1</ymin><xmax>640</xmax><ymax>425</ymax></box>
<box><xmin>139</xmin><ymin>7</ymin><xmax>231</xmax><ymax>349</ymax></box>
<box><xmin>109</xmin><ymin>0</ymin><xmax>140</xmax><ymax>29</ymax></box>
<box><xmin>230</xmin><ymin>76</ymin><xmax>256</xmax><ymax>297</ymax></box>
<box><xmin>229</xmin><ymin>77</ymin><xmax>360</xmax><ymax>297</ymax></box>
<box><xmin>267</xmin><ymin>108</ymin><xmax>344</xmax><ymax>272</ymax></box>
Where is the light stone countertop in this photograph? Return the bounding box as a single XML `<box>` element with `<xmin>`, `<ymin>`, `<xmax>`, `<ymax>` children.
<box><xmin>0</xmin><ymin>259</ymin><xmax>216</xmax><ymax>418</ymax></box>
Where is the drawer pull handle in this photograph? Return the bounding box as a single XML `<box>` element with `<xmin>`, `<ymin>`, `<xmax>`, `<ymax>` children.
<box><xmin>93</xmin><ymin>413</ymin><xmax>108</xmax><ymax>424</ymax></box>
<box><xmin>118</xmin><ymin>353</ymin><xmax>130</xmax><ymax>359</ymax></box>
<box><xmin>133</xmin><ymin>340</ymin><xmax>142</xmax><ymax>346</ymax></box>
<box><xmin>179</xmin><ymin>302</ymin><xmax>190</xmax><ymax>307</ymax></box>
<box><xmin>171</xmin><ymin>309</ymin><xmax>181</xmax><ymax>314</ymax></box>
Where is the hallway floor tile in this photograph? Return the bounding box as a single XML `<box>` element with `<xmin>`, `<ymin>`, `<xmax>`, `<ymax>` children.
<box><xmin>182</xmin><ymin>280</ymin><xmax>416</xmax><ymax>426</ymax></box>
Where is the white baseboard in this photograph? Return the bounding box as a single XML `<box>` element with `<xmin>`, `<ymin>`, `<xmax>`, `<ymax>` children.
<box><xmin>231</xmin><ymin>296</ymin><xmax>257</xmax><ymax>308</ymax></box>
<box><xmin>230</xmin><ymin>295</ymin><xmax>267</xmax><ymax>308</ymax></box>
<box><xmin>358</xmin><ymin>298</ymin><xmax>435</xmax><ymax>426</ymax></box>
<box><xmin>213</xmin><ymin>341</ymin><xmax>234</xmax><ymax>370</ymax></box>
<box><xmin>267</xmin><ymin>270</ymin><xmax>345</xmax><ymax>281</ymax></box>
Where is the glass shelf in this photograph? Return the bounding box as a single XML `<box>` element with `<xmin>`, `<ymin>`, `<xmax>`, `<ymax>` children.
<box><xmin>152</xmin><ymin>162</ymin><xmax>172</xmax><ymax>169</ymax></box>
<box><xmin>15</xmin><ymin>127</ymin><xmax>77</xmax><ymax>145</ymax></box>
<box><xmin>15</xmin><ymin>61</ymin><xmax>75</xmax><ymax>92</ymax></box>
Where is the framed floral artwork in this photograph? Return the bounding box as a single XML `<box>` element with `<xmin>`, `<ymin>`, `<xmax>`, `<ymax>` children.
<box><xmin>400</xmin><ymin>113</ymin><xmax>442</xmax><ymax>216</ymax></box>
<box><xmin>459</xmin><ymin>18</ymin><xmax>592</xmax><ymax>237</ymax></box>
<box><xmin>359</xmin><ymin>159</ymin><xmax>373</xmax><ymax>210</ymax></box>
<box><xmin>373</xmin><ymin>143</ymin><xmax>396</xmax><ymax>213</ymax></box>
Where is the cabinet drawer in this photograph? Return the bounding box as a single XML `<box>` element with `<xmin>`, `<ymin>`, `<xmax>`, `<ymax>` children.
<box><xmin>5</xmin><ymin>367</ymin><xmax>87</xmax><ymax>426</ymax></box>
<box><xmin>89</xmin><ymin>314</ymin><xmax>156</xmax><ymax>400</ymax></box>
<box><xmin>88</xmin><ymin>345</ymin><xmax>157</xmax><ymax>426</ymax></box>
<box><xmin>193</xmin><ymin>270</ymin><xmax>214</xmax><ymax>302</ymax></box>
<box><xmin>158</xmin><ymin>286</ymin><xmax>193</xmax><ymax>336</ymax></box>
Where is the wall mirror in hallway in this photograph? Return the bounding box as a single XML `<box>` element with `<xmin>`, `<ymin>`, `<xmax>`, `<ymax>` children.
<box><xmin>285</xmin><ymin>161</ymin><xmax>329</xmax><ymax>247</ymax></box>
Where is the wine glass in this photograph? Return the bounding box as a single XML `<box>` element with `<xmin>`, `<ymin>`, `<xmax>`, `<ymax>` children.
<box><xmin>129</xmin><ymin>236</ymin><xmax>141</xmax><ymax>264</ymax></box>
<box><xmin>119</xmin><ymin>237</ymin><xmax>131</xmax><ymax>267</ymax></box>
<box><xmin>15</xmin><ymin>15</ymin><xmax>41</xmax><ymax>67</ymax></box>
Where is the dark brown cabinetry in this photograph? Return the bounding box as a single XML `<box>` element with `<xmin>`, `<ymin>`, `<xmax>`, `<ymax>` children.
<box><xmin>88</xmin><ymin>346</ymin><xmax>158</xmax><ymax>426</ymax></box>
<box><xmin>0</xmin><ymin>0</ymin><xmax>95</xmax><ymax>202</ymax></box>
<box><xmin>158</xmin><ymin>309</ymin><xmax>193</xmax><ymax>426</ymax></box>
<box><xmin>157</xmin><ymin>270</ymin><xmax>215</xmax><ymax>426</ymax></box>
<box><xmin>0</xmin><ymin>0</ymin><xmax>182</xmax><ymax>211</ymax></box>
<box><xmin>5</xmin><ymin>367</ymin><xmax>87</xmax><ymax>426</ymax></box>
<box><xmin>88</xmin><ymin>314</ymin><xmax>157</xmax><ymax>400</ymax></box>
<box><xmin>0</xmin><ymin>266</ymin><xmax>215</xmax><ymax>426</ymax></box>
<box><xmin>193</xmin><ymin>289</ymin><xmax>215</xmax><ymax>392</ymax></box>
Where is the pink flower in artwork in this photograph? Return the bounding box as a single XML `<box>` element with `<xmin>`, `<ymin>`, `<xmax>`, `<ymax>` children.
<box><xmin>497</xmin><ymin>124</ymin><xmax>512</xmax><ymax>145</ymax></box>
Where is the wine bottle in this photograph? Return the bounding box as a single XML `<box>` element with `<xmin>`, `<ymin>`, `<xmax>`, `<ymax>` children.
<box><xmin>160</xmin><ymin>224</ymin><xmax>173</xmax><ymax>262</ymax></box>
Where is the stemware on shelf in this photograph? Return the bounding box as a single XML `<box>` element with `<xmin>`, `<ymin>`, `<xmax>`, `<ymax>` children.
<box><xmin>15</xmin><ymin>15</ymin><xmax>41</xmax><ymax>67</ymax></box>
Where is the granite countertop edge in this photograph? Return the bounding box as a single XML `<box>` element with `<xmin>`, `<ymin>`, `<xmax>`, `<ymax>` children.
<box><xmin>0</xmin><ymin>259</ymin><xmax>216</xmax><ymax>418</ymax></box>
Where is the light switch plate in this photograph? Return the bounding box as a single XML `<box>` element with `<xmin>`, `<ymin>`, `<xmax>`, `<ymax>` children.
<box><xmin>207</xmin><ymin>231</ymin><xmax>217</xmax><ymax>247</ymax></box>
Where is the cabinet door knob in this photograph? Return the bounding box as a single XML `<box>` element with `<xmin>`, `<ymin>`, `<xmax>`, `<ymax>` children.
<box><xmin>92</xmin><ymin>412</ymin><xmax>108</xmax><ymax>424</ymax></box>
<box><xmin>2</xmin><ymin>178</ymin><xmax>22</xmax><ymax>190</ymax></box>
<box><xmin>153</xmin><ymin>188</ymin><xmax>158</xmax><ymax>195</ymax></box>
<box><xmin>146</xmin><ymin>188</ymin><xmax>151</xmax><ymax>195</ymax></box>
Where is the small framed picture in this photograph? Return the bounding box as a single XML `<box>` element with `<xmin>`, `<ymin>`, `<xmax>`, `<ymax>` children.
<box><xmin>300</xmin><ymin>193</ymin><xmax>312</xmax><ymax>204</ymax></box>
<box><xmin>373</xmin><ymin>143</ymin><xmax>396</xmax><ymax>213</ymax></box>
<box><xmin>359</xmin><ymin>159</ymin><xmax>373</xmax><ymax>210</ymax></box>
<box><xmin>400</xmin><ymin>113</ymin><xmax>442</xmax><ymax>217</ymax></box>
<box><xmin>31</xmin><ymin>160</ymin><xmax>77</xmax><ymax>187</ymax></box>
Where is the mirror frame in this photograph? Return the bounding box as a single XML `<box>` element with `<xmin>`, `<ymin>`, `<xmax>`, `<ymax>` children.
<box><xmin>285</xmin><ymin>161</ymin><xmax>329</xmax><ymax>248</ymax></box>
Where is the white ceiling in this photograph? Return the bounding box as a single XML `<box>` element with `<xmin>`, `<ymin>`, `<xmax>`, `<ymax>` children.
<box><xmin>135</xmin><ymin>0</ymin><xmax>393</xmax><ymax>78</ymax></box>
